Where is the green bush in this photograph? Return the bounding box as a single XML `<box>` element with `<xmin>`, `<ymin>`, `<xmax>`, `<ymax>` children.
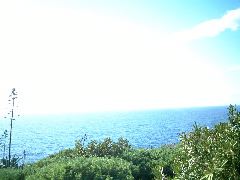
<box><xmin>24</xmin><ymin>138</ymin><xmax>177</xmax><ymax>180</ymax></box>
<box><xmin>24</xmin><ymin>157</ymin><xmax>134</xmax><ymax>180</ymax></box>
<box><xmin>150</xmin><ymin>145</ymin><xmax>178</xmax><ymax>179</ymax></box>
<box><xmin>174</xmin><ymin>105</ymin><xmax>240</xmax><ymax>179</ymax></box>
<box><xmin>121</xmin><ymin>145</ymin><xmax>177</xmax><ymax>180</ymax></box>
<box><xmin>0</xmin><ymin>168</ymin><xmax>25</xmax><ymax>180</ymax></box>
<box><xmin>121</xmin><ymin>149</ymin><xmax>154</xmax><ymax>179</ymax></box>
<box><xmin>50</xmin><ymin>137</ymin><xmax>131</xmax><ymax>159</ymax></box>
<box><xmin>85</xmin><ymin>137</ymin><xmax>131</xmax><ymax>157</ymax></box>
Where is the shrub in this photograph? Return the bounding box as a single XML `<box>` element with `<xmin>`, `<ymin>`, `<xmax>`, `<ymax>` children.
<box><xmin>121</xmin><ymin>145</ymin><xmax>177</xmax><ymax>180</ymax></box>
<box><xmin>150</xmin><ymin>145</ymin><xmax>178</xmax><ymax>179</ymax></box>
<box><xmin>27</xmin><ymin>138</ymin><xmax>177</xmax><ymax>180</ymax></box>
<box><xmin>86</xmin><ymin>137</ymin><xmax>131</xmax><ymax>157</ymax></box>
<box><xmin>0</xmin><ymin>168</ymin><xmax>25</xmax><ymax>180</ymax></box>
<box><xmin>174</xmin><ymin>105</ymin><xmax>240</xmax><ymax>179</ymax></box>
<box><xmin>121</xmin><ymin>149</ymin><xmax>154</xmax><ymax>179</ymax></box>
<box><xmin>24</xmin><ymin>157</ymin><xmax>134</xmax><ymax>180</ymax></box>
<box><xmin>50</xmin><ymin>137</ymin><xmax>131</xmax><ymax>159</ymax></box>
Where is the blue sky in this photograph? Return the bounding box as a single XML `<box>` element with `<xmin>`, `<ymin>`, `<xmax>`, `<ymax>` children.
<box><xmin>0</xmin><ymin>0</ymin><xmax>240</xmax><ymax>114</ymax></box>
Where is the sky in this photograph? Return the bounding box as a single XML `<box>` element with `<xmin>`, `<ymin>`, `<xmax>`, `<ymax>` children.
<box><xmin>0</xmin><ymin>0</ymin><xmax>240</xmax><ymax>115</ymax></box>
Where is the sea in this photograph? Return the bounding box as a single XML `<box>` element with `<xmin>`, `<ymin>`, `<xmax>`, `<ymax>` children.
<box><xmin>0</xmin><ymin>106</ymin><xmax>231</xmax><ymax>163</ymax></box>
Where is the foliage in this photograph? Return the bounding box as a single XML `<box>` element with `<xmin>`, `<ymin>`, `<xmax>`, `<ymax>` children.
<box><xmin>121</xmin><ymin>145</ymin><xmax>177</xmax><ymax>179</ymax></box>
<box><xmin>0</xmin><ymin>168</ymin><xmax>25</xmax><ymax>180</ymax></box>
<box><xmin>50</xmin><ymin>136</ymin><xmax>131</xmax><ymax>159</ymax></box>
<box><xmin>24</xmin><ymin>156</ymin><xmax>134</xmax><ymax>180</ymax></box>
<box><xmin>24</xmin><ymin>139</ymin><xmax>177</xmax><ymax>180</ymax></box>
<box><xmin>24</xmin><ymin>138</ymin><xmax>134</xmax><ymax>179</ymax></box>
<box><xmin>174</xmin><ymin>105</ymin><xmax>240</xmax><ymax>179</ymax></box>
<box><xmin>19</xmin><ymin>136</ymin><xmax>176</xmax><ymax>179</ymax></box>
<box><xmin>150</xmin><ymin>145</ymin><xmax>178</xmax><ymax>179</ymax></box>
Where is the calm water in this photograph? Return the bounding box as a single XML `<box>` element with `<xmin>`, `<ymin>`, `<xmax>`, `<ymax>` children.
<box><xmin>0</xmin><ymin>106</ymin><xmax>229</xmax><ymax>162</ymax></box>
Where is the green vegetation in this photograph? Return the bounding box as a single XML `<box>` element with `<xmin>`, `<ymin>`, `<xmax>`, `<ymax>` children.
<box><xmin>0</xmin><ymin>104</ymin><xmax>239</xmax><ymax>179</ymax></box>
<box><xmin>0</xmin><ymin>168</ymin><xmax>24</xmax><ymax>180</ymax></box>
<box><xmin>24</xmin><ymin>157</ymin><xmax>133</xmax><ymax>180</ymax></box>
<box><xmin>174</xmin><ymin>105</ymin><xmax>240</xmax><ymax>179</ymax></box>
<box><xmin>23</xmin><ymin>138</ymin><xmax>177</xmax><ymax>179</ymax></box>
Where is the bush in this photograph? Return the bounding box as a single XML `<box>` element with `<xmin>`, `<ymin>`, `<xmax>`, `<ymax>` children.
<box><xmin>50</xmin><ymin>137</ymin><xmax>131</xmax><ymax>159</ymax></box>
<box><xmin>121</xmin><ymin>149</ymin><xmax>154</xmax><ymax>179</ymax></box>
<box><xmin>25</xmin><ymin>138</ymin><xmax>177</xmax><ymax>180</ymax></box>
<box><xmin>150</xmin><ymin>145</ymin><xmax>178</xmax><ymax>179</ymax></box>
<box><xmin>0</xmin><ymin>168</ymin><xmax>25</xmax><ymax>180</ymax></box>
<box><xmin>24</xmin><ymin>157</ymin><xmax>134</xmax><ymax>179</ymax></box>
<box><xmin>85</xmin><ymin>137</ymin><xmax>131</xmax><ymax>157</ymax></box>
<box><xmin>174</xmin><ymin>105</ymin><xmax>240</xmax><ymax>179</ymax></box>
<box><xmin>121</xmin><ymin>145</ymin><xmax>177</xmax><ymax>180</ymax></box>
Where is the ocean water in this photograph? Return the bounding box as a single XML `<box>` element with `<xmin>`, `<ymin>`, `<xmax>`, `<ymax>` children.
<box><xmin>0</xmin><ymin>106</ymin><xmax>229</xmax><ymax>163</ymax></box>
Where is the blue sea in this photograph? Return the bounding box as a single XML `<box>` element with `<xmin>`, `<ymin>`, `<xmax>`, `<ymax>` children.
<box><xmin>0</xmin><ymin>106</ymin><xmax>230</xmax><ymax>163</ymax></box>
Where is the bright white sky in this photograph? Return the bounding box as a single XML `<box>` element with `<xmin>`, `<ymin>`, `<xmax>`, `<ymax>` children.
<box><xmin>0</xmin><ymin>1</ymin><xmax>240</xmax><ymax>115</ymax></box>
